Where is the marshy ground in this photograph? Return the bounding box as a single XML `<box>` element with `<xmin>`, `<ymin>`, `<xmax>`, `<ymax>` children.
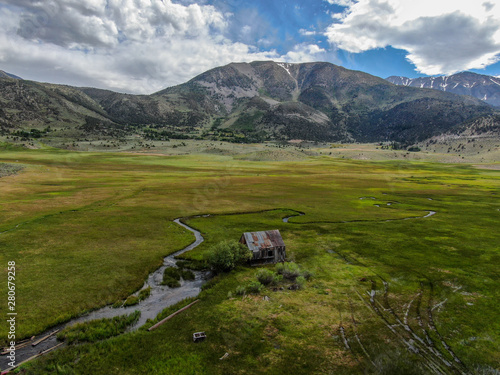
<box><xmin>0</xmin><ymin>142</ymin><xmax>498</xmax><ymax>374</ymax></box>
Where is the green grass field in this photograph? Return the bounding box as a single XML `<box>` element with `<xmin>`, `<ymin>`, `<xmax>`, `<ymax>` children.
<box><xmin>0</xmin><ymin>145</ymin><xmax>498</xmax><ymax>374</ymax></box>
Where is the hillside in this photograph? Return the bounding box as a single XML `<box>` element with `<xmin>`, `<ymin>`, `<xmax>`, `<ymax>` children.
<box><xmin>152</xmin><ymin>61</ymin><xmax>493</xmax><ymax>143</ymax></box>
<box><xmin>0</xmin><ymin>61</ymin><xmax>497</xmax><ymax>146</ymax></box>
<box><xmin>387</xmin><ymin>72</ymin><xmax>500</xmax><ymax>107</ymax></box>
<box><xmin>0</xmin><ymin>70</ymin><xmax>22</xmax><ymax>79</ymax></box>
<box><xmin>0</xmin><ymin>79</ymin><xmax>129</xmax><ymax>143</ymax></box>
<box><xmin>415</xmin><ymin>114</ymin><xmax>500</xmax><ymax>161</ymax></box>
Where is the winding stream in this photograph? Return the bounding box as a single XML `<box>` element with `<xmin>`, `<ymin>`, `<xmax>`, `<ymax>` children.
<box><xmin>68</xmin><ymin>219</ymin><xmax>207</xmax><ymax>329</ymax></box>
<box><xmin>0</xmin><ymin>218</ymin><xmax>207</xmax><ymax>371</ymax></box>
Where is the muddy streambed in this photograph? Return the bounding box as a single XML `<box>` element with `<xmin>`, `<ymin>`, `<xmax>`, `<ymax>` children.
<box><xmin>1</xmin><ymin>218</ymin><xmax>207</xmax><ymax>371</ymax></box>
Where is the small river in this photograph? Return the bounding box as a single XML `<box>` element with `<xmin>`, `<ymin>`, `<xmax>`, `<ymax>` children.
<box><xmin>0</xmin><ymin>218</ymin><xmax>207</xmax><ymax>371</ymax></box>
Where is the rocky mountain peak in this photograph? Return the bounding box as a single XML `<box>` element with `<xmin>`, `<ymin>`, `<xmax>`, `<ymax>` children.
<box><xmin>387</xmin><ymin>72</ymin><xmax>500</xmax><ymax>107</ymax></box>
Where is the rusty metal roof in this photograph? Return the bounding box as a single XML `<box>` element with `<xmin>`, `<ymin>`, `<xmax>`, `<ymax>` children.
<box><xmin>241</xmin><ymin>230</ymin><xmax>285</xmax><ymax>252</ymax></box>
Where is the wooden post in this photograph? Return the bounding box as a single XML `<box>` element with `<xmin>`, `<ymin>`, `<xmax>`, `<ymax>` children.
<box><xmin>3</xmin><ymin>343</ymin><xmax>64</xmax><ymax>373</ymax></box>
<box><xmin>148</xmin><ymin>299</ymin><xmax>200</xmax><ymax>332</ymax></box>
<box><xmin>32</xmin><ymin>329</ymin><xmax>59</xmax><ymax>347</ymax></box>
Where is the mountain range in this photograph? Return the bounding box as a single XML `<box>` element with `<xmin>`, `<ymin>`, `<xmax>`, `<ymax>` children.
<box><xmin>386</xmin><ymin>72</ymin><xmax>500</xmax><ymax>107</ymax></box>
<box><xmin>0</xmin><ymin>61</ymin><xmax>498</xmax><ymax>146</ymax></box>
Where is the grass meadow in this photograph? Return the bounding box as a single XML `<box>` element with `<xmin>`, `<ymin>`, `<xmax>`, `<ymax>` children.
<box><xmin>0</xmin><ymin>145</ymin><xmax>498</xmax><ymax>374</ymax></box>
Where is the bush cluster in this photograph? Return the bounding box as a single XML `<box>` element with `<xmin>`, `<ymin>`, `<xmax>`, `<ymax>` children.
<box><xmin>275</xmin><ymin>262</ymin><xmax>313</xmax><ymax>282</ymax></box>
<box><xmin>162</xmin><ymin>267</ymin><xmax>182</xmax><ymax>288</ymax></box>
<box><xmin>256</xmin><ymin>268</ymin><xmax>283</xmax><ymax>285</ymax></box>
<box><xmin>176</xmin><ymin>259</ymin><xmax>208</xmax><ymax>271</ymax></box>
<box><xmin>162</xmin><ymin>266</ymin><xmax>195</xmax><ymax>288</ymax></box>
<box><xmin>123</xmin><ymin>295</ymin><xmax>139</xmax><ymax>307</ymax></box>
<box><xmin>138</xmin><ymin>286</ymin><xmax>151</xmax><ymax>301</ymax></box>
<box><xmin>233</xmin><ymin>262</ymin><xmax>312</xmax><ymax>296</ymax></box>
<box><xmin>246</xmin><ymin>281</ymin><xmax>264</xmax><ymax>294</ymax></box>
<box><xmin>205</xmin><ymin>240</ymin><xmax>252</xmax><ymax>273</ymax></box>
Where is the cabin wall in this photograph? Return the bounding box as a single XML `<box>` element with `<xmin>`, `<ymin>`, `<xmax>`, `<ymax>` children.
<box><xmin>250</xmin><ymin>246</ymin><xmax>286</xmax><ymax>264</ymax></box>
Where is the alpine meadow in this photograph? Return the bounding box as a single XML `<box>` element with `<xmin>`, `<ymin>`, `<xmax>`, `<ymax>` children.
<box><xmin>0</xmin><ymin>141</ymin><xmax>498</xmax><ymax>374</ymax></box>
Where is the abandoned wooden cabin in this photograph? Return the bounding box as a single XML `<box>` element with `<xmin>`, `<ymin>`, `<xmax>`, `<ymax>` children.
<box><xmin>239</xmin><ymin>230</ymin><xmax>286</xmax><ymax>265</ymax></box>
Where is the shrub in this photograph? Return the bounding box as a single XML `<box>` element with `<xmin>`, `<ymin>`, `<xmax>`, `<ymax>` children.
<box><xmin>163</xmin><ymin>267</ymin><xmax>181</xmax><ymax>280</ymax></box>
<box><xmin>276</xmin><ymin>262</ymin><xmax>301</xmax><ymax>281</ymax></box>
<box><xmin>256</xmin><ymin>268</ymin><xmax>282</xmax><ymax>285</ymax></box>
<box><xmin>138</xmin><ymin>286</ymin><xmax>151</xmax><ymax>301</ymax></box>
<box><xmin>301</xmin><ymin>269</ymin><xmax>314</xmax><ymax>281</ymax></box>
<box><xmin>295</xmin><ymin>276</ymin><xmax>307</xmax><ymax>290</ymax></box>
<box><xmin>205</xmin><ymin>240</ymin><xmax>252</xmax><ymax>273</ymax></box>
<box><xmin>122</xmin><ymin>287</ymin><xmax>151</xmax><ymax>307</ymax></box>
<box><xmin>181</xmin><ymin>269</ymin><xmax>195</xmax><ymax>280</ymax></box>
<box><xmin>162</xmin><ymin>277</ymin><xmax>181</xmax><ymax>288</ymax></box>
<box><xmin>275</xmin><ymin>262</ymin><xmax>313</xmax><ymax>282</ymax></box>
<box><xmin>256</xmin><ymin>268</ymin><xmax>275</xmax><ymax>285</ymax></box>
<box><xmin>246</xmin><ymin>281</ymin><xmax>264</xmax><ymax>294</ymax></box>
<box><xmin>162</xmin><ymin>267</ymin><xmax>182</xmax><ymax>287</ymax></box>
<box><xmin>273</xmin><ymin>273</ymin><xmax>284</xmax><ymax>285</ymax></box>
<box><xmin>123</xmin><ymin>295</ymin><xmax>139</xmax><ymax>307</ymax></box>
<box><xmin>275</xmin><ymin>263</ymin><xmax>285</xmax><ymax>275</ymax></box>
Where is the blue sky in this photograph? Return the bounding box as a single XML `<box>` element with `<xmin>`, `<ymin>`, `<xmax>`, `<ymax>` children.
<box><xmin>206</xmin><ymin>0</ymin><xmax>421</xmax><ymax>78</ymax></box>
<box><xmin>0</xmin><ymin>0</ymin><xmax>499</xmax><ymax>93</ymax></box>
<box><xmin>205</xmin><ymin>0</ymin><xmax>500</xmax><ymax>79</ymax></box>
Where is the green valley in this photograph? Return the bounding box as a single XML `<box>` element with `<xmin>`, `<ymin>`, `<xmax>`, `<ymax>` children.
<box><xmin>0</xmin><ymin>144</ymin><xmax>498</xmax><ymax>374</ymax></box>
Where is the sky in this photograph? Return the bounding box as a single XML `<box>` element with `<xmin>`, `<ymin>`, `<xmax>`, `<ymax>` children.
<box><xmin>0</xmin><ymin>0</ymin><xmax>499</xmax><ymax>94</ymax></box>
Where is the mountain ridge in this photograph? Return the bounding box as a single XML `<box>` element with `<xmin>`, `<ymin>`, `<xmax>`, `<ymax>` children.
<box><xmin>0</xmin><ymin>61</ymin><xmax>497</xmax><ymax>146</ymax></box>
<box><xmin>387</xmin><ymin>72</ymin><xmax>500</xmax><ymax>107</ymax></box>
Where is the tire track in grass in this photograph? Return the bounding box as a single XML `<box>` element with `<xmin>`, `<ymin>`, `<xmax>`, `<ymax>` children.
<box><xmin>283</xmin><ymin>211</ymin><xmax>437</xmax><ymax>225</ymax></box>
<box><xmin>330</xmin><ymin>251</ymin><xmax>438</xmax><ymax>372</ymax></box>
<box><xmin>353</xmin><ymin>287</ymin><xmax>449</xmax><ymax>374</ymax></box>
<box><xmin>373</xmin><ymin>281</ymin><xmax>466</xmax><ymax>374</ymax></box>
<box><xmin>327</xmin><ymin>244</ymin><xmax>466</xmax><ymax>374</ymax></box>
<box><xmin>348</xmin><ymin>299</ymin><xmax>377</xmax><ymax>368</ymax></box>
<box><xmin>427</xmin><ymin>283</ymin><xmax>467</xmax><ymax>369</ymax></box>
<box><xmin>285</xmin><ymin>201</ymin><xmax>469</xmax><ymax>374</ymax></box>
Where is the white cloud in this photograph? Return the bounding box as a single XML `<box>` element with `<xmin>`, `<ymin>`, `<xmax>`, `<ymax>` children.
<box><xmin>0</xmin><ymin>0</ymin><xmax>317</xmax><ymax>94</ymax></box>
<box><xmin>324</xmin><ymin>0</ymin><xmax>357</xmax><ymax>7</ymax></box>
<box><xmin>241</xmin><ymin>25</ymin><xmax>252</xmax><ymax>36</ymax></box>
<box><xmin>280</xmin><ymin>44</ymin><xmax>327</xmax><ymax>62</ymax></box>
<box><xmin>325</xmin><ymin>0</ymin><xmax>500</xmax><ymax>75</ymax></box>
<box><xmin>299</xmin><ymin>28</ymin><xmax>317</xmax><ymax>36</ymax></box>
